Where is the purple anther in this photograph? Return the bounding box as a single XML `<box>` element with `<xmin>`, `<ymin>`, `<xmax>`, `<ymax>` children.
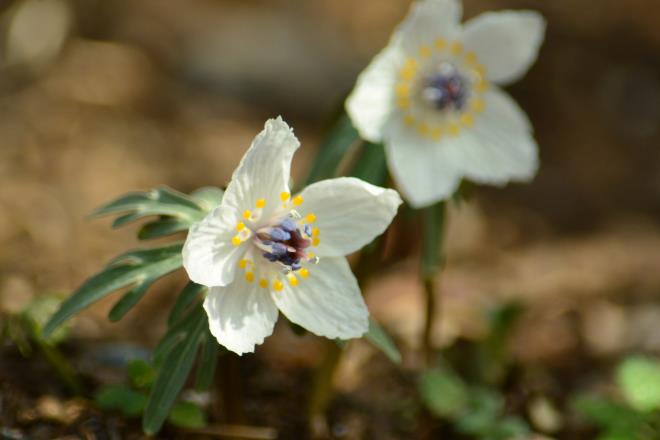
<box><xmin>303</xmin><ymin>224</ymin><xmax>312</xmax><ymax>237</ymax></box>
<box><xmin>263</xmin><ymin>252</ymin><xmax>278</xmax><ymax>262</ymax></box>
<box><xmin>269</xmin><ymin>228</ymin><xmax>290</xmax><ymax>242</ymax></box>
<box><xmin>280</xmin><ymin>218</ymin><xmax>297</xmax><ymax>232</ymax></box>
<box><xmin>423</xmin><ymin>70</ymin><xmax>469</xmax><ymax>111</ymax></box>
<box><xmin>291</xmin><ymin>262</ymin><xmax>302</xmax><ymax>271</ymax></box>
<box><xmin>271</xmin><ymin>243</ymin><xmax>288</xmax><ymax>256</ymax></box>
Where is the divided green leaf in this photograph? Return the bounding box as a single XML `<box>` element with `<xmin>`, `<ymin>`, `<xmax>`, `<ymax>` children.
<box><xmin>43</xmin><ymin>243</ymin><xmax>183</xmax><ymax>336</ymax></box>
<box><xmin>92</xmin><ymin>186</ymin><xmax>206</xmax><ymax>226</ymax></box>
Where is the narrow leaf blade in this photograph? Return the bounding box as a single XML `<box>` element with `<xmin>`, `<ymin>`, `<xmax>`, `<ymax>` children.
<box><xmin>304</xmin><ymin>114</ymin><xmax>359</xmax><ymax>185</ymax></box>
<box><xmin>195</xmin><ymin>331</ymin><xmax>220</xmax><ymax>391</ymax></box>
<box><xmin>143</xmin><ymin>317</ymin><xmax>205</xmax><ymax>434</ymax></box>
<box><xmin>365</xmin><ymin>318</ymin><xmax>401</xmax><ymax>364</ymax></box>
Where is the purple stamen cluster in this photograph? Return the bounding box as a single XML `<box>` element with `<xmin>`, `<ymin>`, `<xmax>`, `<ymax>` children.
<box><xmin>259</xmin><ymin>217</ymin><xmax>311</xmax><ymax>271</ymax></box>
<box><xmin>422</xmin><ymin>71</ymin><xmax>468</xmax><ymax>111</ymax></box>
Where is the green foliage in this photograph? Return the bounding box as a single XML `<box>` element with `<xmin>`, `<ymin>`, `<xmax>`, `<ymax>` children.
<box><xmin>128</xmin><ymin>359</ymin><xmax>156</xmax><ymax>389</ymax></box>
<box><xmin>195</xmin><ymin>331</ymin><xmax>220</xmax><ymax>391</ymax></box>
<box><xmin>421</xmin><ymin>201</ymin><xmax>446</xmax><ymax>278</ymax></box>
<box><xmin>365</xmin><ymin>318</ymin><xmax>401</xmax><ymax>364</ymax></box>
<box><xmin>143</xmin><ymin>313</ymin><xmax>205</xmax><ymax>435</ymax></box>
<box><xmin>419</xmin><ymin>368</ymin><xmax>530</xmax><ymax>440</ymax></box>
<box><xmin>96</xmin><ymin>385</ymin><xmax>148</xmax><ymax>417</ymax></box>
<box><xmin>617</xmin><ymin>356</ymin><xmax>660</xmax><ymax>412</ymax></box>
<box><xmin>573</xmin><ymin>355</ymin><xmax>660</xmax><ymax>440</ymax></box>
<box><xmin>304</xmin><ymin>114</ymin><xmax>360</xmax><ymax>185</ymax></box>
<box><xmin>168</xmin><ymin>401</ymin><xmax>207</xmax><ymax>429</ymax></box>
<box><xmin>38</xmin><ymin>185</ymin><xmax>224</xmax><ymax>434</ymax></box>
<box><xmin>419</xmin><ymin>369</ymin><xmax>469</xmax><ymax>418</ymax></box>
<box><xmin>43</xmin><ymin>185</ymin><xmax>221</xmax><ymax>336</ymax></box>
<box><xmin>349</xmin><ymin>142</ymin><xmax>388</xmax><ymax>186</ymax></box>
<box><xmin>42</xmin><ymin>243</ymin><xmax>183</xmax><ymax>335</ymax></box>
<box><xmin>91</xmin><ymin>186</ymin><xmax>208</xmax><ymax>227</ymax></box>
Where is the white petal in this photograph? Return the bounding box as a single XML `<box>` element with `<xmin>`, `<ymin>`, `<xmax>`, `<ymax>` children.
<box><xmin>204</xmin><ymin>278</ymin><xmax>278</xmax><ymax>355</ymax></box>
<box><xmin>222</xmin><ymin>116</ymin><xmax>300</xmax><ymax>217</ymax></box>
<box><xmin>453</xmin><ymin>87</ymin><xmax>538</xmax><ymax>184</ymax></box>
<box><xmin>183</xmin><ymin>206</ymin><xmax>245</xmax><ymax>287</ymax></box>
<box><xmin>462</xmin><ymin>11</ymin><xmax>546</xmax><ymax>85</ymax></box>
<box><xmin>272</xmin><ymin>257</ymin><xmax>368</xmax><ymax>340</ymax></box>
<box><xmin>346</xmin><ymin>45</ymin><xmax>401</xmax><ymax>143</ymax></box>
<box><xmin>395</xmin><ymin>0</ymin><xmax>462</xmax><ymax>54</ymax></box>
<box><xmin>298</xmin><ymin>177</ymin><xmax>402</xmax><ymax>257</ymax></box>
<box><xmin>383</xmin><ymin>116</ymin><xmax>463</xmax><ymax>207</ymax></box>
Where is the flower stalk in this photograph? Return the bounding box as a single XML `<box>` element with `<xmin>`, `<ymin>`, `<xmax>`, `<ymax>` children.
<box><xmin>420</xmin><ymin>201</ymin><xmax>446</xmax><ymax>367</ymax></box>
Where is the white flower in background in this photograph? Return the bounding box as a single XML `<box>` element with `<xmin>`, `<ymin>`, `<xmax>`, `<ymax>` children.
<box><xmin>183</xmin><ymin>117</ymin><xmax>402</xmax><ymax>355</ymax></box>
<box><xmin>346</xmin><ymin>0</ymin><xmax>546</xmax><ymax>208</ymax></box>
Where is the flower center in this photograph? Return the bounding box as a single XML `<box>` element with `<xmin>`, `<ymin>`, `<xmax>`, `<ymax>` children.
<box><xmin>255</xmin><ymin>216</ymin><xmax>316</xmax><ymax>271</ymax></box>
<box><xmin>395</xmin><ymin>38</ymin><xmax>489</xmax><ymax>141</ymax></box>
<box><xmin>420</xmin><ymin>64</ymin><xmax>469</xmax><ymax>112</ymax></box>
<box><xmin>230</xmin><ymin>193</ymin><xmax>320</xmax><ymax>291</ymax></box>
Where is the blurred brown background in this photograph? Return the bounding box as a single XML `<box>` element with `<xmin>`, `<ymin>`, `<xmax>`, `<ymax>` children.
<box><xmin>1</xmin><ymin>0</ymin><xmax>660</xmax><ymax>376</ymax></box>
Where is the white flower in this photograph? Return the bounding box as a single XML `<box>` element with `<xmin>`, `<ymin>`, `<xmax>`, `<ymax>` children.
<box><xmin>182</xmin><ymin>117</ymin><xmax>402</xmax><ymax>355</ymax></box>
<box><xmin>346</xmin><ymin>0</ymin><xmax>546</xmax><ymax>208</ymax></box>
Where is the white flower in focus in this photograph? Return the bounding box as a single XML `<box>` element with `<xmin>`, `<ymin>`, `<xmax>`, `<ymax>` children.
<box><xmin>183</xmin><ymin>117</ymin><xmax>402</xmax><ymax>355</ymax></box>
<box><xmin>346</xmin><ymin>0</ymin><xmax>546</xmax><ymax>208</ymax></box>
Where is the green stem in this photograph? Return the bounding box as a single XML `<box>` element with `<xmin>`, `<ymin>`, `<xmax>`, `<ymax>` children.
<box><xmin>420</xmin><ymin>201</ymin><xmax>447</xmax><ymax>367</ymax></box>
<box><xmin>34</xmin><ymin>338</ymin><xmax>83</xmax><ymax>394</ymax></box>
<box><xmin>307</xmin><ymin>339</ymin><xmax>343</xmax><ymax>438</ymax></box>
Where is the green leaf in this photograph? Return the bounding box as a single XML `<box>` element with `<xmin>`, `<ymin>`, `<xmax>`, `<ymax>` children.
<box><xmin>168</xmin><ymin>401</ymin><xmax>207</xmax><ymax>429</ymax></box>
<box><xmin>91</xmin><ymin>186</ymin><xmax>205</xmax><ymax>226</ymax></box>
<box><xmin>618</xmin><ymin>356</ymin><xmax>660</xmax><ymax>412</ymax></box>
<box><xmin>364</xmin><ymin>318</ymin><xmax>401</xmax><ymax>364</ymax></box>
<box><xmin>154</xmin><ymin>304</ymin><xmax>205</xmax><ymax>363</ymax></box>
<box><xmin>143</xmin><ymin>315</ymin><xmax>205</xmax><ymax>435</ymax></box>
<box><xmin>168</xmin><ymin>282</ymin><xmax>206</xmax><ymax>327</ymax></box>
<box><xmin>95</xmin><ymin>385</ymin><xmax>148</xmax><ymax>417</ymax></box>
<box><xmin>43</xmin><ymin>243</ymin><xmax>183</xmax><ymax>336</ymax></box>
<box><xmin>455</xmin><ymin>387</ymin><xmax>502</xmax><ymax>434</ymax></box>
<box><xmin>304</xmin><ymin>114</ymin><xmax>360</xmax><ymax>185</ymax></box>
<box><xmin>573</xmin><ymin>395</ymin><xmax>646</xmax><ymax>430</ymax></box>
<box><xmin>195</xmin><ymin>331</ymin><xmax>219</xmax><ymax>391</ymax></box>
<box><xmin>190</xmin><ymin>186</ymin><xmax>224</xmax><ymax>212</ymax></box>
<box><xmin>348</xmin><ymin>142</ymin><xmax>388</xmax><ymax>186</ymax></box>
<box><xmin>419</xmin><ymin>369</ymin><xmax>469</xmax><ymax>419</ymax></box>
<box><xmin>128</xmin><ymin>359</ymin><xmax>156</xmax><ymax>389</ymax></box>
<box><xmin>421</xmin><ymin>201</ymin><xmax>446</xmax><ymax>278</ymax></box>
<box><xmin>108</xmin><ymin>279</ymin><xmax>154</xmax><ymax>322</ymax></box>
<box><xmin>138</xmin><ymin>218</ymin><xmax>190</xmax><ymax>240</ymax></box>
<box><xmin>21</xmin><ymin>295</ymin><xmax>69</xmax><ymax>345</ymax></box>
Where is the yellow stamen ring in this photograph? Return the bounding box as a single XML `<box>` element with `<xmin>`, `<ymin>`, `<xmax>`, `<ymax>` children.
<box><xmin>293</xmin><ymin>195</ymin><xmax>303</xmax><ymax>207</ymax></box>
<box><xmin>287</xmin><ymin>274</ymin><xmax>298</xmax><ymax>286</ymax></box>
<box><xmin>256</xmin><ymin>198</ymin><xmax>266</xmax><ymax>209</ymax></box>
<box><xmin>273</xmin><ymin>280</ymin><xmax>284</xmax><ymax>292</ymax></box>
<box><xmin>231</xmin><ymin>236</ymin><xmax>242</xmax><ymax>246</ymax></box>
<box><xmin>299</xmin><ymin>268</ymin><xmax>309</xmax><ymax>278</ymax></box>
<box><xmin>280</xmin><ymin>192</ymin><xmax>290</xmax><ymax>202</ymax></box>
<box><xmin>245</xmin><ymin>272</ymin><xmax>255</xmax><ymax>282</ymax></box>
